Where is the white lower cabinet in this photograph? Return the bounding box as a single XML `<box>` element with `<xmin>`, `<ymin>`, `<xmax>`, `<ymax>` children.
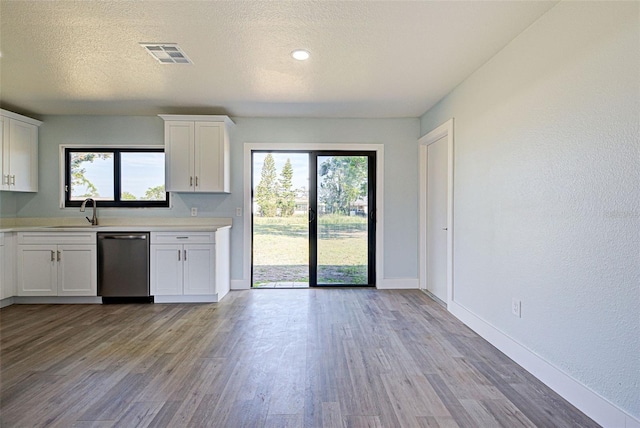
<box><xmin>17</xmin><ymin>232</ymin><xmax>97</xmax><ymax>297</ymax></box>
<box><xmin>0</xmin><ymin>239</ymin><xmax>4</xmax><ymax>299</ymax></box>
<box><xmin>151</xmin><ymin>232</ymin><xmax>215</xmax><ymax>301</ymax></box>
<box><xmin>0</xmin><ymin>232</ymin><xmax>16</xmax><ymax>302</ymax></box>
<box><xmin>151</xmin><ymin>243</ymin><xmax>214</xmax><ymax>296</ymax></box>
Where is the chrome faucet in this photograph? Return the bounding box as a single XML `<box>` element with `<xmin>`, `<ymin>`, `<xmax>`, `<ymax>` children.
<box><xmin>80</xmin><ymin>198</ymin><xmax>98</xmax><ymax>226</ymax></box>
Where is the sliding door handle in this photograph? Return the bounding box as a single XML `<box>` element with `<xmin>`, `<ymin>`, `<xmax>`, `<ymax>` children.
<box><xmin>308</xmin><ymin>207</ymin><xmax>316</xmax><ymax>223</ymax></box>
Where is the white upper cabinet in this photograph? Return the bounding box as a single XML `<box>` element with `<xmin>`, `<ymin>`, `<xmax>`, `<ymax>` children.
<box><xmin>0</xmin><ymin>109</ymin><xmax>41</xmax><ymax>192</ymax></box>
<box><xmin>160</xmin><ymin>115</ymin><xmax>233</xmax><ymax>193</ymax></box>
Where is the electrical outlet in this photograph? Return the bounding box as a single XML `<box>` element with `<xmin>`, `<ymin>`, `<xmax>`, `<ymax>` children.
<box><xmin>511</xmin><ymin>298</ymin><xmax>521</xmax><ymax>318</ymax></box>
<box><xmin>191</xmin><ymin>207</ymin><xmax>198</xmax><ymax>217</ymax></box>
<box><xmin>236</xmin><ymin>207</ymin><xmax>242</xmax><ymax>217</ymax></box>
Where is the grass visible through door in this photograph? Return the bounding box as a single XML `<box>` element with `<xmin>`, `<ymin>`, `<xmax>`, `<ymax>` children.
<box><xmin>253</xmin><ymin>215</ymin><xmax>367</xmax><ymax>287</ymax></box>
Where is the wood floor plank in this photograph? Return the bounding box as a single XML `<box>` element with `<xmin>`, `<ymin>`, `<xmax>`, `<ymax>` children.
<box><xmin>114</xmin><ymin>400</ymin><xmax>165</xmax><ymax>427</ymax></box>
<box><xmin>264</xmin><ymin>413</ymin><xmax>304</xmax><ymax>428</ymax></box>
<box><xmin>0</xmin><ymin>289</ymin><xmax>598</xmax><ymax>427</ymax></box>
<box><xmin>146</xmin><ymin>400</ymin><xmax>182</xmax><ymax>427</ymax></box>
<box><xmin>321</xmin><ymin>402</ymin><xmax>344</xmax><ymax>428</ymax></box>
<box><xmin>480</xmin><ymin>399</ymin><xmax>536</xmax><ymax>428</ymax></box>
<box><xmin>415</xmin><ymin>415</ymin><xmax>461</xmax><ymax>428</ymax></box>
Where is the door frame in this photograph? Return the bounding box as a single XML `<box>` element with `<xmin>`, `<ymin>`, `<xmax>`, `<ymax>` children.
<box><xmin>418</xmin><ymin>119</ymin><xmax>454</xmax><ymax>307</ymax></box>
<box><xmin>243</xmin><ymin>143</ymin><xmax>384</xmax><ymax>289</ymax></box>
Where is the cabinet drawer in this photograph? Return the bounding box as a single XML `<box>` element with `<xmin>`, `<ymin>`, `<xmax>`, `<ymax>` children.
<box><xmin>150</xmin><ymin>232</ymin><xmax>214</xmax><ymax>244</ymax></box>
<box><xmin>18</xmin><ymin>232</ymin><xmax>96</xmax><ymax>245</ymax></box>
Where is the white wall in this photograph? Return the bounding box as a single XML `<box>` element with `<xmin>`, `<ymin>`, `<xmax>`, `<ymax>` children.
<box><xmin>420</xmin><ymin>1</ymin><xmax>639</xmax><ymax>421</ymax></box>
<box><xmin>14</xmin><ymin>115</ymin><xmax>420</xmax><ymax>284</ymax></box>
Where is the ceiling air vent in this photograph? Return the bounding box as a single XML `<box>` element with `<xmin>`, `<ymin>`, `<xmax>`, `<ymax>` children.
<box><xmin>140</xmin><ymin>43</ymin><xmax>193</xmax><ymax>64</ymax></box>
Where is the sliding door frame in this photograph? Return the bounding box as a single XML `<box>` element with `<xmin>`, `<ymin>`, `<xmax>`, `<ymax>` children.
<box><xmin>309</xmin><ymin>151</ymin><xmax>376</xmax><ymax>287</ymax></box>
<box><xmin>242</xmin><ymin>143</ymin><xmax>385</xmax><ymax>290</ymax></box>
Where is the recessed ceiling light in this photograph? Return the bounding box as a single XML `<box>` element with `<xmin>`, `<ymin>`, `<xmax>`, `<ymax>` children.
<box><xmin>291</xmin><ymin>49</ymin><xmax>310</xmax><ymax>61</ymax></box>
<box><xmin>140</xmin><ymin>43</ymin><xmax>193</xmax><ymax>64</ymax></box>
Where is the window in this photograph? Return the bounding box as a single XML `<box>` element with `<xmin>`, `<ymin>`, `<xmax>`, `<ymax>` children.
<box><xmin>64</xmin><ymin>148</ymin><xmax>169</xmax><ymax>208</ymax></box>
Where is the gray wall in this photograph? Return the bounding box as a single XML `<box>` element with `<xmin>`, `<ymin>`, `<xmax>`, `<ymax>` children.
<box><xmin>420</xmin><ymin>1</ymin><xmax>639</xmax><ymax>418</ymax></box>
<box><xmin>13</xmin><ymin>115</ymin><xmax>420</xmax><ymax>283</ymax></box>
<box><xmin>0</xmin><ymin>192</ymin><xmax>17</xmax><ymax>218</ymax></box>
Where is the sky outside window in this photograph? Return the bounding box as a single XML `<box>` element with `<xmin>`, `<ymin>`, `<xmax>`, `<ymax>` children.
<box><xmin>120</xmin><ymin>152</ymin><xmax>166</xmax><ymax>200</ymax></box>
<box><xmin>69</xmin><ymin>152</ymin><xmax>114</xmax><ymax>200</ymax></box>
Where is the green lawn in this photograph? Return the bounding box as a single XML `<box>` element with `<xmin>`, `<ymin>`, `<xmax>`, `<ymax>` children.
<box><xmin>253</xmin><ymin>215</ymin><xmax>368</xmax><ymax>285</ymax></box>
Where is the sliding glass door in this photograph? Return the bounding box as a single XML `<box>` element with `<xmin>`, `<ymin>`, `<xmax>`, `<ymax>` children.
<box><xmin>252</xmin><ymin>151</ymin><xmax>375</xmax><ymax>287</ymax></box>
<box><xmin>310</xmin><ymin>153</ymin><xmax>375</xmax><ymax>286</ymax></box>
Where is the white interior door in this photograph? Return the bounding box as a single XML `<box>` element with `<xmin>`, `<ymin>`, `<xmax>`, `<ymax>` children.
<box><xmin>426</xmin><ymin>136</ymin><xmax>448</xmax><ymax>302</ymax></box>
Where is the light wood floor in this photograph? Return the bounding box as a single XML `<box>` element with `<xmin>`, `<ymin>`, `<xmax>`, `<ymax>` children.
<box><xmin>0</xmin><ymin>289</ymin><xmax>598</xmax><ymax>427</ymax></box>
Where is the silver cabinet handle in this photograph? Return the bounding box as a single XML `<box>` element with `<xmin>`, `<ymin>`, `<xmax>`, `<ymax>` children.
<box><xmin>442</xmin><ymin>227</ymin><xmax>448</xmax><ymax>231</ymax></box>
<box><xmin>190</xmin><ymin>176</ymin><xmax>193</xmax><ymax>186</ymax></box>
<box><xmin>178</xmin><ymin>249</ymin><xmax>181</xmax><ymax>261</ymax></box>
<box><xmin>10</xmin><ymin>175</ymin><xmax>16</xmax><ymax>185</ymax></box>
<box><xmin>195</xmin><ymin>176</ymin><xmax>198</xmax><ymax>187</ymax></box>
<box><xmin>57</xmin><ymin>251</ymin><xmax>61</xmax><ymax>261</ymax></box>
<box><xmin>2</xmin><ymin>175</ymin><xmax>7</xmax><ymax>185</ymax></box>
<box><xmin>51</xmin><ymin>250</ymin><xmax>55</xmax><ymax>262</ymax></box>
<box><xmin>176</xmin><ymin>236</ymin><xmax>188</xmax><ymax>239</ymax></box>
<box><xmin>184</xmin><ymin>249</ymin><xmax>187</xmax><ymax>261</ymax></box>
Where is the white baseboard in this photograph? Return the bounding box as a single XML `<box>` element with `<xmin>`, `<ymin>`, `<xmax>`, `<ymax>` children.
<box><xmin>449</xmin><ymin>301</ymin><xmax>640</xmax><ymax>428</ymax></box>
<box><xmin>377</xmin><ymin>278</ymin><xmax>419</xmax><ymax>289</ymax></box>
<box><xmin>0</xmin><ymin>297</ymin><xmax>15</xmax><ymax>308</ymax></box>
<box><xmin>231</xmin><ymin>279</ymin><xmax>250</xmax><ymax>290</ymax></box>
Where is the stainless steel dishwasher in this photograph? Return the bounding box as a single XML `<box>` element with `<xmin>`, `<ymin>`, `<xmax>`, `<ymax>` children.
<box><xmin>97</xmin><ymin>232</ymin><xmax>152</xmax><ymax>303</ymax></box>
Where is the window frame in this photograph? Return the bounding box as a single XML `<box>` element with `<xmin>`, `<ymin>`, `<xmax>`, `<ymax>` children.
<box><xmin>64</xmin><ymin>147</ymin><xmax>170</xmax><ymax>208</ymax></box>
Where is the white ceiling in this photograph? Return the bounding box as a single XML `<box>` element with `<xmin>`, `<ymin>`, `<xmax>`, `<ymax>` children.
<box><xmin>0</xmin><ymin>1</ymin><xmax>557</xmax><ymax>118</ymax></box>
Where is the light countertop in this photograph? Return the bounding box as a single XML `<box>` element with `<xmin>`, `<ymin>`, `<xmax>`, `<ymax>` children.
<box><xmin>0</xmin><ymin>217</ymin><xmax>233</xmax><ymax>233</ymax></box>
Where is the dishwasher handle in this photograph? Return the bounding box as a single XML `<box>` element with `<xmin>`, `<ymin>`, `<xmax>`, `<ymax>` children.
<box><xmin>98</xmin><ymin>235</ymin><xmax>148</xmax><ymax>240</ymax></box>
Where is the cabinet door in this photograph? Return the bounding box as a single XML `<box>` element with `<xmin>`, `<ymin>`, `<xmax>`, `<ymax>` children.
<box><xmin>58</xmin><ymin>245</ymin><xmax>97</xmax><ymax>296</ymax></box>
<box><xmin>194</xmin><ymin>122</ymin><xmax>224</xmax><ymax>192</ymax></box>
<box><xmin>8</xmin><ymin>119</ymin><xmax>38</xmax><ymax>192</ymax></box>
<box><xmin>0</xmin><ymin>234</ymin><xmax>16</xmax><ymax>299</ymax></box>
<box><xmin>0</xmin><ymin>244</ymin><xmax>5</xmax><ymax>300</ymax></box>
<box><xmin>165</xmin><ymin>121</ymin><xmax>195</xmax><ymax>192</ymax></box>
<box><xmin>151</xmin><ymin>244</ymin><xmax>184</xmax><ymax>295</ymax></box>
<box><xmin>183</xmin><ymin>244</ymin><xmax>214</xmax><ymax>295</ymax></box>
<box><xmin>17</xmin><ymin>245</ymin><xmax>57</xmax><ymax>296</ymax></box>
<box><xmin>1</xmin><ymin>116</ymin><xmax>9</xmax><ymax>191</ymax></box>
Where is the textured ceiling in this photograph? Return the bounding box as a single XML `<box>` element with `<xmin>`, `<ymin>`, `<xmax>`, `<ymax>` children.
<box><xmin>0</xmin><ymin>1</ymin><xmax>557</xmax><ymax>118</ymax></box>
